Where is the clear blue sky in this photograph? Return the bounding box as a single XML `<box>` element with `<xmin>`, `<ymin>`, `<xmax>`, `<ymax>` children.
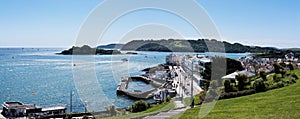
<box><xmin>0</xmin><ymin>0</ymin><xmax>299</xmax><ymax>48</ymax></box>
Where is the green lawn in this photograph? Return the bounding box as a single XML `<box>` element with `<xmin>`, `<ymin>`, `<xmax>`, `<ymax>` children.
<box><xmin>97</xmin><ymin>100</ymin><xmax>175</xmax><ymax>119</ymax></box>
<box><xmin>178</xmin><ymin>69</ymin><xmax>300</xmax><ymax>119</ymax></box>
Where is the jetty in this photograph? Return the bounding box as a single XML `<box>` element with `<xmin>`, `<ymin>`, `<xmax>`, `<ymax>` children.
<box><xmin>116</xmin><ymin>76</ymin><xmax>163</xmax><ymax>99</ymax></box>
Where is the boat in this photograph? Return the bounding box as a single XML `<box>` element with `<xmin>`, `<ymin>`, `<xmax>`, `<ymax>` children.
<box><xmin>121</xmin><ymin>58</ymin><xmax>128</xmax><ymax>62</ymax></box>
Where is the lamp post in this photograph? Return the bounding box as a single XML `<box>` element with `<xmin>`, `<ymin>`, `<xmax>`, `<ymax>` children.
<box><xmin>190</xmin><ymin>58</ymin><xmax>194</xmax><ymax>108</ymax></box>
<box><xmin>70</xmin><ymin>90</ymin><xmax>73</xmax><ymax>113</ymax></box>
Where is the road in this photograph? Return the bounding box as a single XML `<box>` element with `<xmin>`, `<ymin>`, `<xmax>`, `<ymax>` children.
<box><xmin>144</xmin><ymin>65</ymin><xmax>203</xmax><ymax>119</ymax></box>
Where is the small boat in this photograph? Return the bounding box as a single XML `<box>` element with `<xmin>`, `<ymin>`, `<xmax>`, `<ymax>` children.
<box><xmin>121</xmin><ymin>58</ymin><xmax>128</xmax><ymax>62</ymax></box>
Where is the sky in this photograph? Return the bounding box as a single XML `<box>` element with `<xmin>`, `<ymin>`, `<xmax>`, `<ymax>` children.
<box><xmin>0</xmin><ymin>0</ymin><xmax>299</xmax><ymax>48</ymax></box>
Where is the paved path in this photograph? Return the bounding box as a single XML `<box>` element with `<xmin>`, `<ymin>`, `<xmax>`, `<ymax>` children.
<box><xmin>144</xmin><ymin>107</ymin><xmax>189</xmax><ymax>119</ymax></box>
<box><xmin>144</xmin><ymin>66</ymin><xmax>201</xmax><ymax>119</ymax></box>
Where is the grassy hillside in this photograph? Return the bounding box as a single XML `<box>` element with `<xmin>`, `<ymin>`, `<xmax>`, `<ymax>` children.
<box><xmin>179</xmin><ymin>69</ymin><xmax>300</xmax><ymax>119</ymax></box>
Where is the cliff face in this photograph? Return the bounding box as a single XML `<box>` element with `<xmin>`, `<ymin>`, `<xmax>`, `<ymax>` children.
<box><xmin>121</xmin><ymin>39</ymin><xmax>279</xmax><ymax>53</ymax></box>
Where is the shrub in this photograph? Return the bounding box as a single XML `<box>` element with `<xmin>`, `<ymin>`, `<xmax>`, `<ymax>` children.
<box><xmin>82</xmin><ymin>115</ymin><xmax>89</xmax><ymax>119</ymax></box>
<box><xmin>106</xmin><ymin>105</ymin><xmax>117</xmax><ymax>116</ymax></box>
<box><xmin>224</xmin><ymin>79</ymin><xmax>232</xmax><ymax>92</ymax></box>
<box><xmin>292</xmin><ymin>74</ymin><xmax>299</xmax><ymax>80</ymax></box>
<box><xmin>129</xmin><ymin>100</ymin><xmax>150</xmax><ymax>112</ymax></box>
<box><xmin>259</xmin><ymin>71</ymin><xmax>267</xmax><ymax>81</ymax></box>
<box><xmin>253</xmin><ymin>79</ymin><xmax>267</xmax><ymax>92</ymax></box>
<box><xmin>268</xmin><ymin>82</ymin><xmax>285</xmax><ymax>90</ymax></box>
<box><xmin>165</xmin><ymin>95</ymin><xmax>171</xmax><ymax>102</ymax></box>
<box><xmin>219</xmin><ymin>89</ymin><xmax>255</xmax><ymax>99</ymax></box>
<box><xmin>273</xmin><ymin>75</ymin><xmax>281</xmax><ymax>82</ymax></box>
<box><xmin>65</xmin><ymin>114</ymin><xmax>72</xmax><ymax>119</ymax></box>
<box><xmin>273</xmin><ymin>63</ymin><xmax>283</xmax><ymax>74</ymax></box>
<box><xmin>288</xmin><ymin>63</ymin><xmax>295</xmax><ymax>70</ymax></box>
<box><xmin>236</xmin><ymin>74</ymin><xmax>248</xmax><ymax>91</ymax></box>
<box><xmin>291</xmin><ymin>78</ymin><xmax>297</xmax><ymax>83</ymax></box>
<box><xmin>280</xmin><ymin>70</ymin><xmax>286</xmax><ymax>78</ymax></box>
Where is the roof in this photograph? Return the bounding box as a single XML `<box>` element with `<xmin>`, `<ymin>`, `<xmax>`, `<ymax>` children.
<box><xmin>2</xmin><ymin>102</ymin><xmax>38</xmax><ymax>110</ymax></box>
<box><xmin>42</xmin><ymin>106</ymin><xmax>66</xmax><ymax>111</ymax></box>
<box><xmin>237</xmin><ymin>70</ymin><xmax>255</xmax><ymax>78</ymax></box>
<box><xmin>222</xmin><ymin>70</ymin><xmax>255</xmax><ymax>79</ymax></box>
<box><xmin>198</xmin><ymin>58</ymin><xmax>211</xmax><ymax>63</ymax></box>
<box><xmin>222</xmin><ymin>72</ymin><xmax>238</xmax><ymax>79</ymax></box>
<box><xmin>3</xmin><ymin>102</ymin><xmax>23</xmax><ymax>107</ymax></box>
<box><xmin>2</xmin><ymin>102</ymin><xmax>24</xmax><ymax>109</ymax></box>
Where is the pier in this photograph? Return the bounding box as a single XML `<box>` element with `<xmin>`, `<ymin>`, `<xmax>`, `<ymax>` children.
<box><xmin>116</xmin><ymin>76</ymin><xmax>163</xmax><ymax>99</ymax></box>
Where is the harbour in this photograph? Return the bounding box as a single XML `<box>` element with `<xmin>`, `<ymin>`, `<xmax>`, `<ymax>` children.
<box><xmin>0</xmin><ymin>48</ymin><xmax>250</xmax><ymax>114</ymax></box>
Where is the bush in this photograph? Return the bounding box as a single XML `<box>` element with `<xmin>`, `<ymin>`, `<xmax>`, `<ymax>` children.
<box><xmin>292</xmin><ymin>74</ymin><xmax>299</xmax><ymax>80</ymax></box>
<box><xmin>106</xmin><ymin>105</ymin><xmax>117</xmax><ymax>116</ymax></box>
<box><xmin>165</xmin><ymin>95</ymin><xmax>171</xmax><ymax>102</ymax></box>
<box><xmin>273</xmin><ymin>63</ymin><xmax>283</xmax><ymax>74</ymax></box>
<box><xmin>273</xmin><ymin>75</ymin><xmax>281</xmax><ymax>82</ymax></box>
<box><xmin>129</xmin><ymin>100</ymin><xmax>150</xmax><ymax>112</ymax></box>
<box><xmin>253</xmin><ymin>79</ymin><xmax>267</xmax><ymax>92</ymax></box>
<box><xmin>82</xmin><ymin>115</ymin><xmax>90</xmax><ymax>119</ymax></box>
<box><xmin>219</xmin><ymin>89</ymin><xmax>255</xmax><ymax>99</ymax></box>
<box><xmin>280</xmin><ymin>70</ymin><xmax>286</xmax><ymax>78</ymax></box>
<box><xmin>224</xmin><ymin>79</ymin><xmax>232</xmax><ymax>92</ymax></box>
<box><xmin>268</xmin><ymin>82</ymin><xmax>285</xmax><ymax>90</ymax></box>
<box><xmin>291</xmin><ymin>78</ymin><xmax>297</xmax><ymax>83</ymax></box>
<box><xmin>65</xmin><ymin>114</ymin><xmax>72</xmax><ymax>119</ymax></box>
<box><xmin>259</xmin><ymin>71</ymin><xmax>267</xmax><ymax>81</ymax></box>
<box><xmin>236</xmin><ymin>74</ymin><xmax>248</xmax><ymax>91</ymax></box>
<box><xmin>288</xmin><ymin>63</ymin><xmax>295</xmax><ymax>70</ymax></box>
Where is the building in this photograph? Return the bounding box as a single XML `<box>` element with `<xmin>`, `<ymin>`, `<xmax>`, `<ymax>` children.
<box><xmin>1</xmin><ymin>102</ymin><xmax>66</xmax><ymax>118</ymax></box>
<box><xmin>166</xmin><ymin>54</ymin><xmax>182</xmax><ymax>66</ymax></box>
<box><xmin>42</xmin><ymin>106</ymin><xmax>66</xmax><ymax>116</ymax></box>
<box><xmin>222</xmin><ymin>70</ymin><xmax>255</xmax><ymax>82</ymax></box>
<box><xmin>1</xmin><ymin>102</ymin><xmax>42</xmax><ymax>118</ymax></box>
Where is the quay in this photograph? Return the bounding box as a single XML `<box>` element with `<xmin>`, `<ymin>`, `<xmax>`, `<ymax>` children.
<box><xmin>116</xmin><ymin>76</ymin><xmax>165</xmax><ymax>99</ymax></box>
<box><xmin>116</xmin><ymin>61</ymin><xmax>204</xmax><ymax>101</ymax></box>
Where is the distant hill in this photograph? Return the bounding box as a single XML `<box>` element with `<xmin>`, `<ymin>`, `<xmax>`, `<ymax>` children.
<box><xmin>57</xmin><ymin>45</ymin><xmax>121</xmax><ymax>55</ymax></box>
<box><xmin>97</xmin><ymin>44</ymin><xmax>124</xmax><ymax>49</ymax></box>
<box><xmin>282</xmin><ymin>48</ymin><xmax>300</xmax><ymax>52</ymax></box>
<box><xmin>120</xmin><ymin>39</ymin><xmax>280</xmax><ymax>53</ymax></box>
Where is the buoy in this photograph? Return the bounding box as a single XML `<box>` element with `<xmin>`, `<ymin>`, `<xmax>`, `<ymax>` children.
<box><xmin>32</xmin><ymin>91</ymin><xmax>35</xmax><ymax>95</ymax></box>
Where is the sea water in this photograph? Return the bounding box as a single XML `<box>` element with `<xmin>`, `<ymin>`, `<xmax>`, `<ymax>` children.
<box><xmin>0</xmin><ymin>48</ymin><xmax>249</xmax><ymax>112</ymax></box>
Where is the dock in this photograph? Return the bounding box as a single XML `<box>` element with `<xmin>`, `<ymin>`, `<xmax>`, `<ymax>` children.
<box><xmin>116</xmin><ymin>76</ymin><xmax>161</xmax><ymax>99</ymax></box>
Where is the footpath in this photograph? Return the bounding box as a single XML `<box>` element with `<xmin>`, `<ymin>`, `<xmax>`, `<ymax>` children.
<box><xmin>143</xmin><ymin>66</ymin><xmax>202</xmax><ymax>119</ymax></box>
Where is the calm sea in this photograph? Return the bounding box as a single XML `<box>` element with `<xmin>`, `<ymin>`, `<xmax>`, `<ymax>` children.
<box><xmin>0</xmin><ymin>48</ymin><xmax>249</xmax><ymax>112</ymax></box>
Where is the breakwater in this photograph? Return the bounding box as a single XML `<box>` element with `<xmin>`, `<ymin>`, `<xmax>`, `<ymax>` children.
<box><xmin>116</xmin><ymin>76</ymin><xmax>164</xmax><ymax>99</ymax></box>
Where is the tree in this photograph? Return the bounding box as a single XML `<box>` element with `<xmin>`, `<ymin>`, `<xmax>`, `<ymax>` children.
<box><xmin>224</xmin><ymin>79</ymin><xmax>232</xmax><ymax>92</ymax></box>
<box><xmin>129</xmin><ymin>100</ymin><xmax>150</xmax><ymax>112</ymax></box>
<box><xmin>280</xmin><ymin>70</ymin><xmax>286</xmax><ymax>78</ymax></box>
<box><xmin>106</xmin><ymin>105</ymin><xmax>117</xmax><ymax>116</ymax></box>
<box><xmin>288</xmin><ymin>63</ymin><xmax>295</xmax><ymax>71</ymax></box>
<box><xmin>253</xmin><ymin>79</ymin><xmax>267</xmax><ymax>92</ymax></box>
<box><xmin>279</xmin><ymin>62</ymin><xmax>286</xmax><ymax>68</ymax></box>
<box><xmin>236</xmin><ymin>74</ymin><xmax>248</xmax><ymax>91</ymax></box>
<box><xmin>273</xmin><ymin>75</ymin><xmax>280</xmax><ymax>82</ymax></box>
<box><xmin>259</xmin><ymin>70</ymin><xmax>267</xmax><ymax>81</ymax></box>
<box><xmin>273</xmin><ymin>63</ymin><xmax>283</xmax><ymax>74</ymax></box>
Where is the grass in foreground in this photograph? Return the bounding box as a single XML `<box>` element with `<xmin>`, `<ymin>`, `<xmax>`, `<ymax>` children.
<box><xmin>178</xmin><ymin>69</ymin><xmax>300</xmax><ymax>119</ymax></box>
<box><xmin>98</xmin><ymin>100</ymin><xmax>175</xmax><ymax>119</ymax></box>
